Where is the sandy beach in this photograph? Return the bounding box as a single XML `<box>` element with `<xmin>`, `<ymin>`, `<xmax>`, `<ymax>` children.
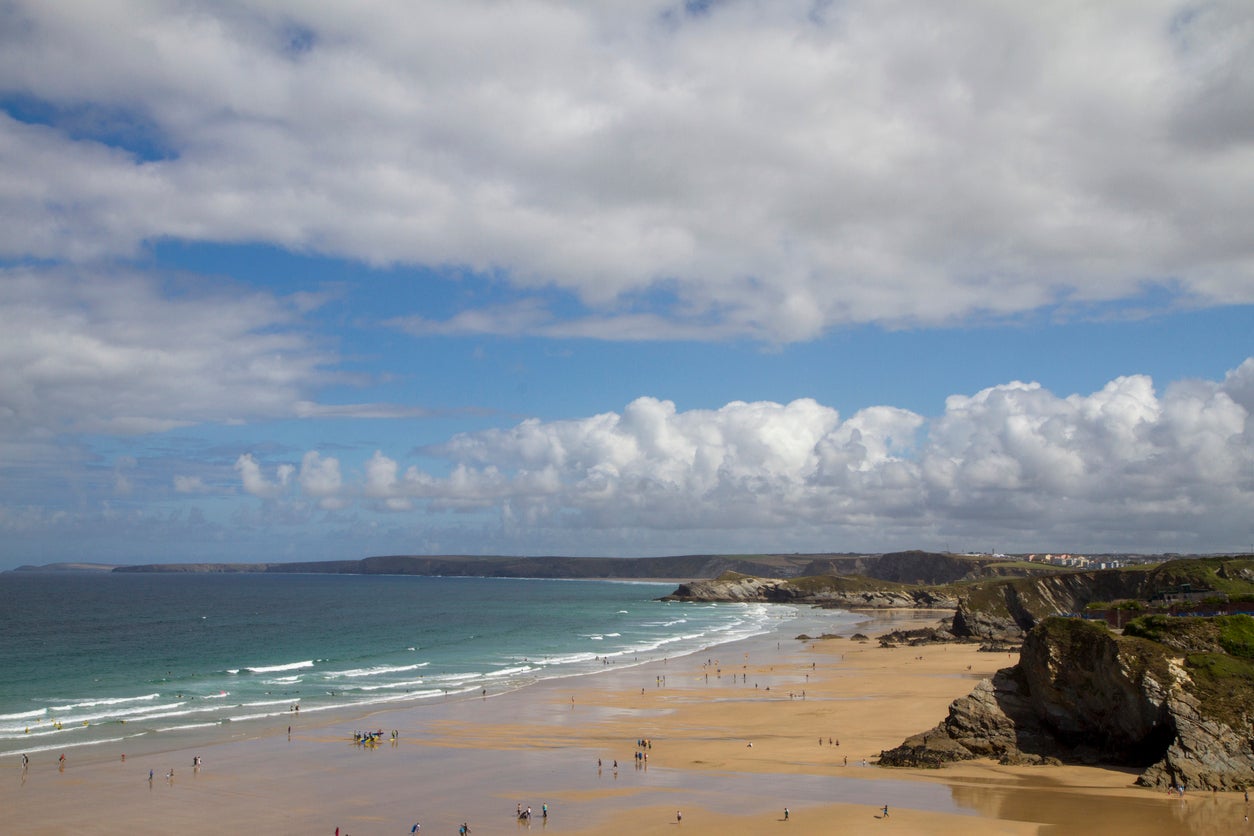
<box><xmin>3</xmin><ymin>608</ymin><xmax>1248</xmax><ymax>834</ymax></box>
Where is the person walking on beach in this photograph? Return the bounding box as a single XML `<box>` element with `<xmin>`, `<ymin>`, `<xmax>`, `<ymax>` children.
<box><xmin>881</xmin><ymin>804</ymin><xmax>889</xmax><ymax>818</ymax></box>
<box><xmin>784</xmin><ymin>807</ymin><xmax>789</xmax><ymax>821</ymax></box>
<box><xmin>21</xmin><ymin>753</ymin><xmax>28</xmax><ymax>769</ymax></box>
<box><xmin>676</xmin><ymin>810</ymin><xmax>682</xmax><ymax>823</ymax></box>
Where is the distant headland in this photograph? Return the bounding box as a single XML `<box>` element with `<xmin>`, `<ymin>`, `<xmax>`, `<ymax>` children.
<box><xmin>9</xmin><ymin>549</ymin><xmax>1189</xmax><ymax>581</ymax></box>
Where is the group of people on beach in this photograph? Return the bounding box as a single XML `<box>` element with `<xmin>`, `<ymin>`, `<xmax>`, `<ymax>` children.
<box><xmin>515</xmin><ymin>801</ymin><xmax>548</xmax><ymax>821</ymax></box>
<box><xmin>351</xmin><ymin>728</ymin><xmax>395</xmax><ymax>745</ymax></box>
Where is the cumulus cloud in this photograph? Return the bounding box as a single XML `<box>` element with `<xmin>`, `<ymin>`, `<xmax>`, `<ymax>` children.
<box><xmin>243</xmin><ymin>360</ymin><xmax>1254</xmax><ymax>552</ymax></box>
<box><xmin>298</xmin><ymin>451</ymin><xmax>345</xmax><ymax>510</ymax></box>
<box><xmin>3</xmin><ymin>1</ymin><xmax>1252</xmax><ymax>340</ymax></box>
<box><xmin>235</xmin><ymin>453</ymin><xmax>294</xmax><ymax>500</ymax></box>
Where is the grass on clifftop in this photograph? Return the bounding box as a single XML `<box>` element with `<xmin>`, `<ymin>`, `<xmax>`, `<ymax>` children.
<box><xmin>1123</xmin><ymin>614</ymin><xmax>1254</xmax><ymax>731</ymax></box>
<box><xmin>954</xmin><ymin>557</ymin><xmax>1254</xmax><ymax>624</ymax></box>
<box><xmin>786</xmin><ymin>574</ymin><xmax>915</xmax><ymax>594</ymax></box>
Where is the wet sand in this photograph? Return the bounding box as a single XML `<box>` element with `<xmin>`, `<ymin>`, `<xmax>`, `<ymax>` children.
<box><xmin>3</xmin><ymin>609</ymin><xmax>1249</xmax><ymax>834</ymax></box>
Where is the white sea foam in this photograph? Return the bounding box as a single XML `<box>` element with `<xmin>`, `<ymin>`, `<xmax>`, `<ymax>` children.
<box><xmin>52</xmin><ymin>701</ymin><xmax>190</xmax><ymax>726</ymax></box>
<box><xmin>155</xmin><ymin>722</ymin><xmax>220</xmax><ymax>732</ymax></box>
<box><xmin>324</xmin><ymin>662</ymin><xmax>428</xmax><ymax>679</ymax></box>
<box><xmin>225</xmin><ymin>711</ymin><xmax>289</xmax><ymax>723</ymax></box>
<box><xmin>0</xmin><ymin>709</ymin><xmax>47</xmax><ymax>721</ymax></box>
<box><xmin>244</xmin><ymin>660</ymin><xmax>314</xmax><ymax>674</ymax></box>
<box><xmin>264</xmin><ymin>676</ymin><xmax>303</xmax><ymax>685</ymax></box>
<box><xmin>355</xmin><ymin>678</ymin><xmax>428</xmax><ymax>692</ymax></box>
<box><xmin>0</xmin><ymin>728</ymin><xmax>62</xmax><ymax>741</ymax></box>
<box><xmin>49</xmin><ymin>693</ymin><xmax>160</xmax><ymax>712</ymax></box>
<box><xmin>2</xmin><ymin>732</ymin><xmax>143</xmax><ymax>758</ymax></box>
<box><xmin>238</xmin><ymin>699</ymin><xmax>298</xmax><ymax>709</ymax></box>
<box><xmin>428</xmin><ymin>672</ymin><xmax>481</xmax><ymax>684</ymax></box>
<box><xmin>125</xmin><ymin>707</ymin><xmax>221</xmax><ymax>723</ymax></box>
<box><xmin>483</xmin><ymin>665</ymin><xmax>534</xmax><ymax>679</ymax></box>
<box><xmin>537</xmin><ymin>651</ymin><xmax>599</xmax><ymax>666</ymax></box>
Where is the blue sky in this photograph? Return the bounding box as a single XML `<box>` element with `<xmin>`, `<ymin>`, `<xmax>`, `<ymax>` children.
<box><xmin>1</xmin><ymin>1</ymin><xmax>1252</xmax><ymax>568</ymax></box>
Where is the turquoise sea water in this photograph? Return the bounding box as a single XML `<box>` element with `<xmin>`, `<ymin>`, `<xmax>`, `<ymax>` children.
<box><xmin>0</xmin><ymin>572</ymin><xmax>833</xmax><ymax>761</ymax></box>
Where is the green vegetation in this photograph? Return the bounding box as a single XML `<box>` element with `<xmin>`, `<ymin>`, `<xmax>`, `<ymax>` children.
<box><xmin>985</xmin><ymin>560</ymin><xmax>1070</xmax><ymax>573</ymax></box>
<box><xmin>1216</xmin><ymin>614</ymin><xmax>1254</xmax><ymax>659</ymax></box>
<box><xmin>1183</xmin><ymin>652</ymin><xmax>1254</xmax><ymax>730</ymax></box>
<box><xmin>1150</xmin><ymin>557</ymin><xmax>1254</xmax><ymax>595</ymax></box>
<box><xmin>952</xmin><ymin>557</ymin><xmax>1254</xmax><ymax>627</ymax></box>
<box><xmin>1123</xmin><ymin>614</ymin><xmax>1254</xmax><ymax>657</ymax></box>
<box><xmin>1121</xmin><ymin>614</ymin><xmax>1254</xmax><ymax>730</ymax></box>
<box><xmin>787</xmin><ymin>574</ymin><xmax>915</xmax><ymax>594</ymax></box>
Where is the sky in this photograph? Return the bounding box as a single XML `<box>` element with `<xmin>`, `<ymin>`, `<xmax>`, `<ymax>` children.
<box><xmin>1</xmin><ymin>0</ymin><xmax>1252</xmax><ymax>569</ymax></box>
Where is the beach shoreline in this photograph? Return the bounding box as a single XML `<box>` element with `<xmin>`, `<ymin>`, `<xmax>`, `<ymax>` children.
<box><xmin>4</xmin><ymin>606</ymin><xmax>1247</xmax><ymax>834</ymax></box>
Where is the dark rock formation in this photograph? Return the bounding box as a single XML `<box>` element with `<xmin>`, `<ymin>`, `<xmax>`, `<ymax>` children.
<box><xmin>878</xmin><ymin>627</ymin><xmax>961</xmax><ymax>647</ymax></box>
<box><xmin>661</xmin><ymin>573</ymin><xmax>957</xmax><ymax>609</ymax></box>
<box><xmin>879</xmin><ymin>616</ymin><xmax>1254</xmax><ymax>790</ymax></box>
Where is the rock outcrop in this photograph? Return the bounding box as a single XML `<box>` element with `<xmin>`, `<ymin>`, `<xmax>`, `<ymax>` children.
<box><xmin>879</xmin><ymin>616</ymin><xmax>1254</xmax><ymax>791</ymax></box>
<box><xmin>662</xmin><ymin>573</ymin><xmax>957</xmax><ymax>609</ymax></box>
<box><xmin>949</xmin><ymin>556</ymin><xmax>1254</xmax><ymax>644</ymax></box>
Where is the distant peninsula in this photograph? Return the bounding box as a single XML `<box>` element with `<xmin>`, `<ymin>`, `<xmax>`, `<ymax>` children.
<box><xmin>12</xmin><ymin>549</ymin><xmax>1143</xmax><ymax>582</ymax></box>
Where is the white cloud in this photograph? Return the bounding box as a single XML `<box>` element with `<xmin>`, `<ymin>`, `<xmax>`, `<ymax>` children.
<box><xmin>298</xmin><ymin>451</ymin><xmax>344</xmax><ymax>510</ymax></box>
<box><xmin>173</xmin><ymin>475</ymin><xmax>211</xmax><ymax>494</ymax></box>
<box><xmin>243</xmin><ymin>360</ymin><xmax>1254</xmax><ymax>552</ymax></box>
<box><xmin>3</xmin><ymin>1</ymin><xmax>1252</xmax><ymax>340</ymax></box>
<box><xmin>235</xmin><ymin>453</ymin><xmax>294</xmax><ymax>500</ymax></box>
<box><xmin>0</xmin><ymin>267</ymin><xmax>410</xmax><ymax>444</ymax></box>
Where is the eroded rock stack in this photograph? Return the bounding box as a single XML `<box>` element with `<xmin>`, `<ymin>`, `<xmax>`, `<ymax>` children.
<box><xmin>879</xmin><ymin>616</ymin><xmax>1254</xmax><ymax>791</ymax></box>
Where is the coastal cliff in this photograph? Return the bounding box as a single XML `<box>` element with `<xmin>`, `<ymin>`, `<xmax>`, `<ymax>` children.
<box><xmin>661</xmin><ymin>571</ymin><xmax>958</xmax><ymax>609</ymax></box>
<box><xmin>950</xmin><ymin>557</ymin><xmax>1254</xmax><ymax>643</ymax></box>
<box><xmin>880</xmin><ymin>615</ymin><xmax>1254</xmax><ymax>791</ymax></box>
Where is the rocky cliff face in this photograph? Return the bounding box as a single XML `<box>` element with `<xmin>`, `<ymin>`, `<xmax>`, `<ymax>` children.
<box><xmin>662</xmin><ymin>574</ymin><xmax>957</xmax><ymax>609</ymax></box>
<box><xmin>879</xmin><ymin>617</ymin><xmax>1254</xmax><ymax>791</ymax></box>
<box><xmin>798</xmin><ymin>550</ymin><xmax>1055</xmax><ymax>585</ymax></box>
<box><xmin>949</xmin><ymin>557</ymin><xmax>1254</xmax><ymax>643</ymax></box>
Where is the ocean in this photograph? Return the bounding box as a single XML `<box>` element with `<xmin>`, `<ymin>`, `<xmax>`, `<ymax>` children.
<box><xmin>0</xmin><ymin>572</ymin><xmax>853</xmax><ymax>762</ymax></box>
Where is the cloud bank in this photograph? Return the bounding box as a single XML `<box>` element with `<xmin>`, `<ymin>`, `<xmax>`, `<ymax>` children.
<box><xmin>235</xmin><ymin>359</ymin><xmax>1254</xmax><ymax>553</ymax></box>
<box><xmin>3</xmin><ymin>0</ymin><xmax>1252</xmax><ymax>340</ymax></box>
<box><xmin>0</xmin><ymin>268</ymin><xmax>331</xmax><ymax>439</ymax></box>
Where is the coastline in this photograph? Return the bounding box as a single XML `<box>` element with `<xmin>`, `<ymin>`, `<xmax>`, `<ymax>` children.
<box><xmin>3</xmin><ymin>607</ymin><xmax>1247</xmax><ymax>834</ymax></box>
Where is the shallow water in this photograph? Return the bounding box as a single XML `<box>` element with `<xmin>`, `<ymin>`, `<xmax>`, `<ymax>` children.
<box><xmin>0</xmin><ymin>572</ymin><xmax>859</xmax><ymax>761</ymax></box>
